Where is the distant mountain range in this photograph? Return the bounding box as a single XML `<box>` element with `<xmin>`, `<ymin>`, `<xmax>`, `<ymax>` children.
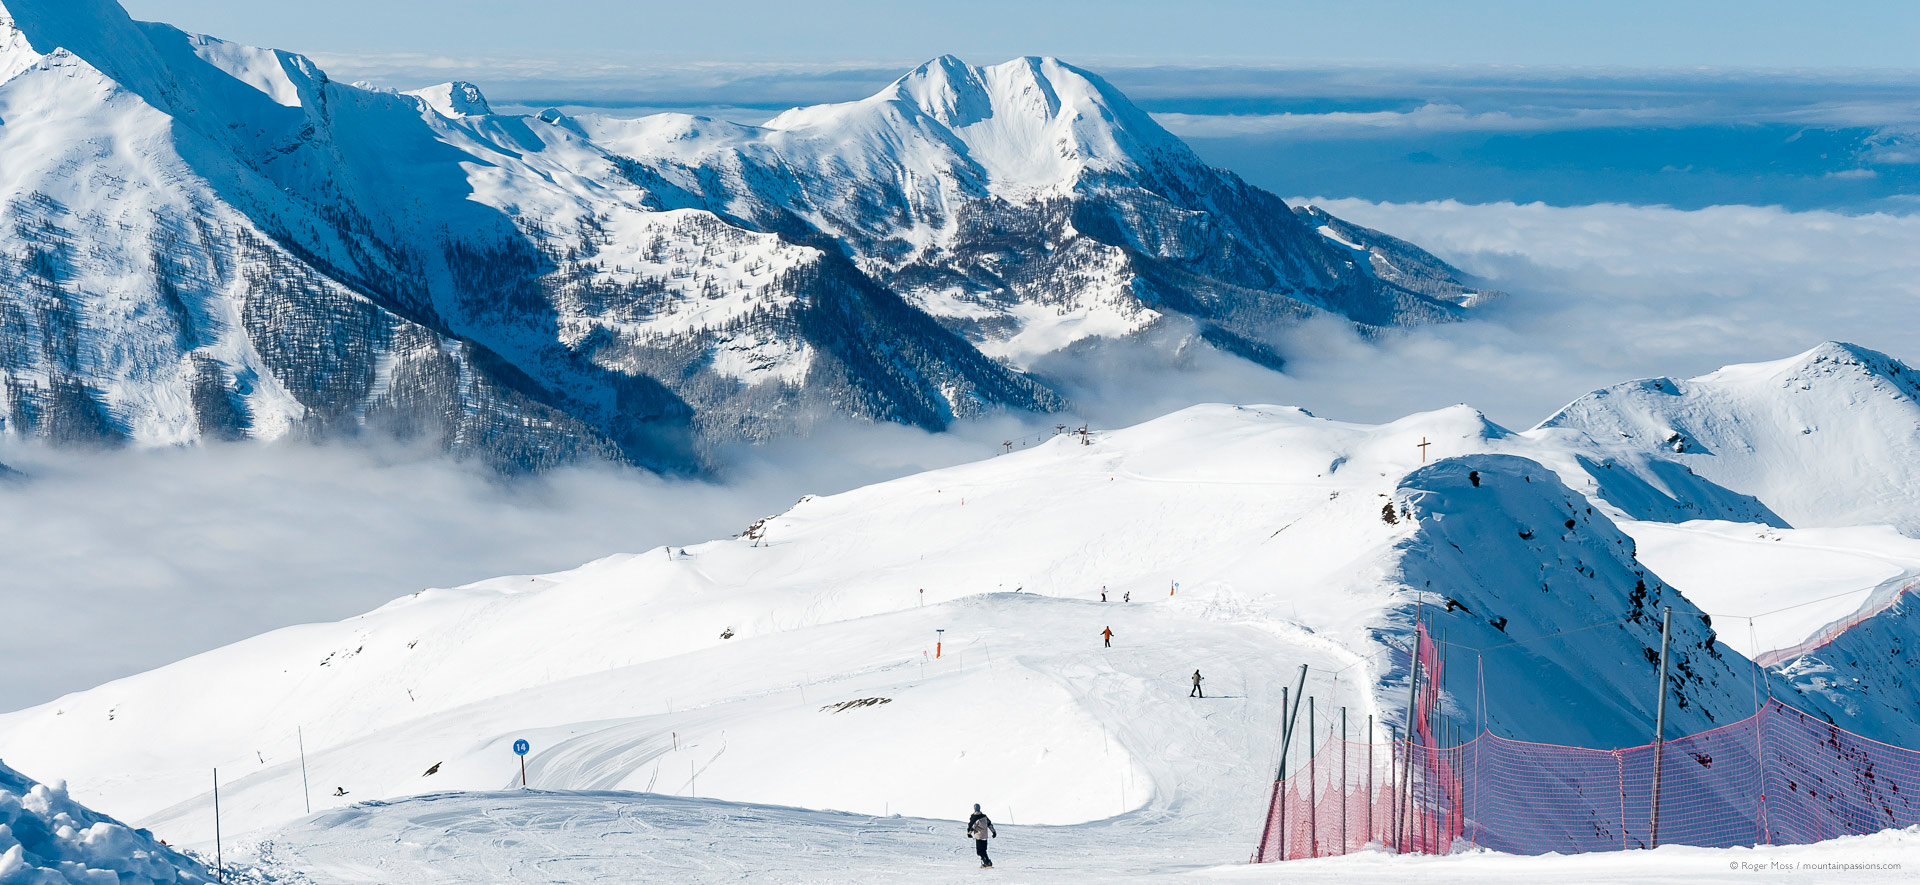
<box><xmin>0</xmin><ymin>0</ymin><xmax>1487</xmax><ymax>471</ymax></box>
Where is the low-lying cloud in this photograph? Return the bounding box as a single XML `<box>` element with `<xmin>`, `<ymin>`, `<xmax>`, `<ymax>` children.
<box><xmin>1279</xmin><ymin>199</ymin><xmax>1920</xmax><ymax>427</ymax></box>
<box><xmin>0</xmin><ymin>425</ymin><xmax>1017</xmax><ymax>712</ymax></box>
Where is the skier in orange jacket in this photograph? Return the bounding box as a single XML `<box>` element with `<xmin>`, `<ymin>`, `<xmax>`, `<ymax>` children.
<box><xmin>1102</xmin><ymin>626</ymin><xmax>1114</xmax><ymax>647</ymax></box>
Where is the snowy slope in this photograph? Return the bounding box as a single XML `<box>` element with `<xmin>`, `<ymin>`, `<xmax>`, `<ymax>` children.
<box><xmin>1624</xmin><ymin>520</ymin><xmax>1920</xmax><ymax>658</ymax></box>
<box><xmin>1540</xmin><ymin>342</ymin><xmax>1920</xmax><ymax>534</ymax></box>
<box><xmin>1293</xmin><ymin>204</ymin><xmax>1498</xmax><ymax>308</ymax></box>
<box><xmin>4</xmin><ymin>394</ymin><xmax>1910</xmax><ymax>859</ymax></box>
<box><xmin>245</xmin><ymin>791</ymin><xmax>1920</xmax><ymax>884</ymax></box>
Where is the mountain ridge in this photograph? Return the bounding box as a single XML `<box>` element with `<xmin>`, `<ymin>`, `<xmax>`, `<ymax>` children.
<box><xmin>1537</xmin><ymin>341</ymin><xmax>1920</xmax><ymax>534</ymax></box>
<box><xmin>0</xmin><ymin>0</ymin><xmax>1486</xmax><ymax>471</ymax></box>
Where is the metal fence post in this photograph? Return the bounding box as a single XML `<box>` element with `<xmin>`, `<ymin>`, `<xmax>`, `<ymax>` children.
<box><xmin>1650</xmin><ymin>606</ymin><xmax>1673</xmax><ymax>848</ymax></box>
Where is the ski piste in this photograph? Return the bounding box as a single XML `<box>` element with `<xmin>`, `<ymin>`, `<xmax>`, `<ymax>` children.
<box><xmin>7</xmin><ymin>344</ymin><xmax>1920</xmax><ymax>879</ymax></box>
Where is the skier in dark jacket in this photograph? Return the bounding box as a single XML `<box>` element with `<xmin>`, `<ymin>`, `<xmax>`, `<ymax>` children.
<box><xmin>1190</xmin><ymin>669</ymin><xmax>1204</xmax><ymax>698</ymax></box>
<box><xmin>967</xmin><ymin>804</ymin><xmax>997</xmax><ymax>868</ymax></box>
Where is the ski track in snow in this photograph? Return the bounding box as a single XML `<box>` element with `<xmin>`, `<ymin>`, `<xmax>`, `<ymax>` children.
<box><xmin>243</xmin><ymin>606</ymin><xmax>1293</xmax><ymax>883</ymax></box>
<box><xmin>249</xmin><ymin>793</ymin><xmax>1920</xmax><ymax>883</ymax></box>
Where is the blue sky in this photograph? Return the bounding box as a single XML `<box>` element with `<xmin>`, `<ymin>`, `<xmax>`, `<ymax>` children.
<box><xmin>124</xmin><ymin>0</ymin><xmax>1920</xmax><ymax>68</ymax></box>
<box><xmin>117</xmin><ymin>0</ymin><xmax>1920</xmax><ymax>214</ymax></box>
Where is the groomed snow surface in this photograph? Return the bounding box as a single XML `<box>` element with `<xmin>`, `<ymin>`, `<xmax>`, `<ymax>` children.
<box><xmin>252</xmin><ymin>792</ymin><xmax>1917</xmax><ymax>883</ymax></box>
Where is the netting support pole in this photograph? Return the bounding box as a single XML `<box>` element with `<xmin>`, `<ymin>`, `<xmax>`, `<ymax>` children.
<box><xmin>1340</xmin><ymin>706</ymin><xmax>1349</xmax><ymax>853</ymax></box>
<box><xmin>1650</xmin><ymin>605</ymin><xmax>1673</xmax><ymax>849</ymax></box>
<box><xmin>1476</xmin><ymin>653</ymin><xmax>1484</xmax><ymax>735</ymax></box>
<box><xmin>1254</xmin><ymin>780</ymin><xmax>1280</xmax><ymax>863</ymax></box>
<box><xmin>298</xmin><ymin>726</ymin><xmax>311</xmax><ymax>814</ymax></box>
<box><xmin>1367</xmin><ymin>714</ymin><xmax>1375</xmax><ymax>845</ymax></box>
<box><xmin>1399</xmin><ymin>610</ymin><xmax>1422</xmax><ymax>852</ymax></box>
<box><xmin>1443</xmin><ymin>621</ymin><xmax>1451</xmax><ymax>848</ymax></box>
<box><xmin>1274</xmin><ymin>665</ymin><xmax>1307</xmax><ymax>860</ymax></box>
<box><xmin>1615</xmin><ymin>749</ymin><xmax>1627</xmax><ymax>851</ymax></box>
<box><xmin>1750</xmin><ymin>617</ymin><xmax>1773</xmax><ymax>846</ymax></box>
<box><xmin>1470</xmin><ymin>725</ymin><xmax>1480</xmax><ymax>849</ymax></box>
<box><xmin>1308</xmin><ymin>696</ymin><xmax>1319</xmax><ymax>858</ymax></box>
<box><xmin>1276</xmin><ymin>686</ymin><xmax>1288</xmax><ymax>861</ymax></box>
<box><xmin>212</xmin><ymin>767</ymin><xmax>222</xmax><ymax>884</ymax></box>
<box><xmin>1388</xmin><ymin>723</ymin><xmax>1399</xmax><ymax>849</ymax></box>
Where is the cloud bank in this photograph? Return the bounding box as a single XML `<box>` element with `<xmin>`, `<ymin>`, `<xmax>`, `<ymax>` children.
<box><xmin>0</xmin><ymin>425</ymin><xmax>1016</xmax><ymax>712</ymax></box>
<box><xmin>1277</xmin><ymin>199</ymin><xmax>1920</xmax><ymax>427</ymax></box>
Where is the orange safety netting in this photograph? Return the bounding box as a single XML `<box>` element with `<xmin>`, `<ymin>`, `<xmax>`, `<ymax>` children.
<box><xmin>1252</xmin><ymin>627</ymin><xmax>1920</xmax><ymax>861</ymax></box>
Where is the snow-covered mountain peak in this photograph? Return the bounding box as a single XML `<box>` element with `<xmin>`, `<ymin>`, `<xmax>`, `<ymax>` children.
<box><xmin>1548</xmin><ymin>341</ymin><xmax>1918</xmax><ymax>420</ymax></box>
<box><xmin>407</xmin><ymin>80</ymin><xmax>492</xmax><ymax>118</ymax></box>
<box><xmin>1539</xmin><ymin>341</ymin><xmax>1920</xmax><ymax>533</ymax></box>
<box><xmin>889</xmin><ymin>53</ymin><xmax>996</xmax><ymax>127</ymax></box>
<box><xmin>765</xmin><ymin>55</ymin><xmax>1190</xmax><ymax>192</ymax></box>
<box><xmin>0</xmin><ymin>0</ymin><xmax>177</xmax><ymax>104</ymax></box>
<box><xmin>1697</xmin><ymin>340</ymin><xmax>1918</xmax><ymax>393</ymax></box>
<box><xmin>0</xmin><ymin>12</ymin><xmax>39</xmax><ymax>85</ymax></box>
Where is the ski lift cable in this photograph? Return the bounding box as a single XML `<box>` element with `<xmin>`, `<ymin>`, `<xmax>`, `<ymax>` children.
<box><xmin>1697</xmin><ymin>584</ymin><xmax>1886</xmax><ymax>621</ymax></box>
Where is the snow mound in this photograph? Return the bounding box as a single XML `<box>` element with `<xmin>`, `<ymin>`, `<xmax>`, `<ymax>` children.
<box><xmin>1539</xmin><ymin>342</ymin><xmax>1920</xmax><ymax>534</ymax></box>
<box><xmin>405</xmin><ymin>80</ymin><xmax>491</xmax><ymax>117</ymax></box>
<box><xmin>0</xmin><ymin>759</ymin><xmax>210</xmax><ymax>884</ymax></box>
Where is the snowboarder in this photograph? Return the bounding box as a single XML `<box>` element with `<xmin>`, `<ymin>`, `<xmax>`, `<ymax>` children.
<box><xmin>967</xmin><ymin>803</ymin><xmax>997</xmax><ymax>868</ymax></box>
<box><xmin>1100</xmin><ymin>587</ymin><xmax>1107</xmax><ymax>602</ymax></box>
<box><xmin>1190</xmin><ymin>669</ymin><xmax>1204</xmax><ymax>698</ymax></box>
<box><xmin>1102</xmin><ymin>626</ymin><xmax>1114</xmax><ymax>648</ymax></box>
<box><xmin>1123</xmin><ymin>591</ymin><xmax>1130</xmax><ymax>603</ymax></box>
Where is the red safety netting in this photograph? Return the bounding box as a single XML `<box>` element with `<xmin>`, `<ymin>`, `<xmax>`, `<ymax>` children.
<box><xmin>1251</xmin><ymin>667</ymin><xmax>1920</xmax><ymax>861</ymax></box>
<box><xmin>1754</xmin><ymin>581</ymin><xmax>1917</xmax><ymax>668</ymax></box>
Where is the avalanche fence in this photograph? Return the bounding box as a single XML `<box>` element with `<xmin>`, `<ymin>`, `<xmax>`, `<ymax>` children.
<box><xmin>1251</xmin><ymin>624</ymin><xmax>1920</xmax><ymax>861</ymax></box>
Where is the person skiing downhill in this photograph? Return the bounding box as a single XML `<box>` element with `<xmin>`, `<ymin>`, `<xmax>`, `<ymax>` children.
<box><xmin>1102</xmin><ymin>626</ymin><xmax>1114</xmax><ymax>647</ymax></box>
<box><xmin>1100</xmin><ymin>586</ymin><xmax>1107</xmax><ymax>602</ymax></box>
<box><xmin>967</xmin><ymin>804</ymin><xmax>997</xmax><ymax>868</ymax></box>
<box><xmin>1190</xmin><ymin>669</ymin><xmax>1204</xmax><ymax>698</ymax></box>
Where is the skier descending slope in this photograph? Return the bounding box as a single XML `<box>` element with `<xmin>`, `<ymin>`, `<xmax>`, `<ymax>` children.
<box><xmin>967</xmin><ymin>804</ymin><xmax>998</xmax><ymax>868</ymax></box>
<box><xmin>1102</xmin><ymin>626</ymin><xmax>1114</xmax><ymax>647</ymax></box>
<box><xmin>1190</xmin><ymin>669</ymin><xmax>1204</xmax><ymax>698</ymax></box>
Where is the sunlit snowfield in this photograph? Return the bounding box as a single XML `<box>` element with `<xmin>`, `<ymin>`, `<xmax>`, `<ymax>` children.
<box><xmin>249</xmin><ymin>791</ymin><xmax>1918</xmax><ymax>883</ymax></box>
